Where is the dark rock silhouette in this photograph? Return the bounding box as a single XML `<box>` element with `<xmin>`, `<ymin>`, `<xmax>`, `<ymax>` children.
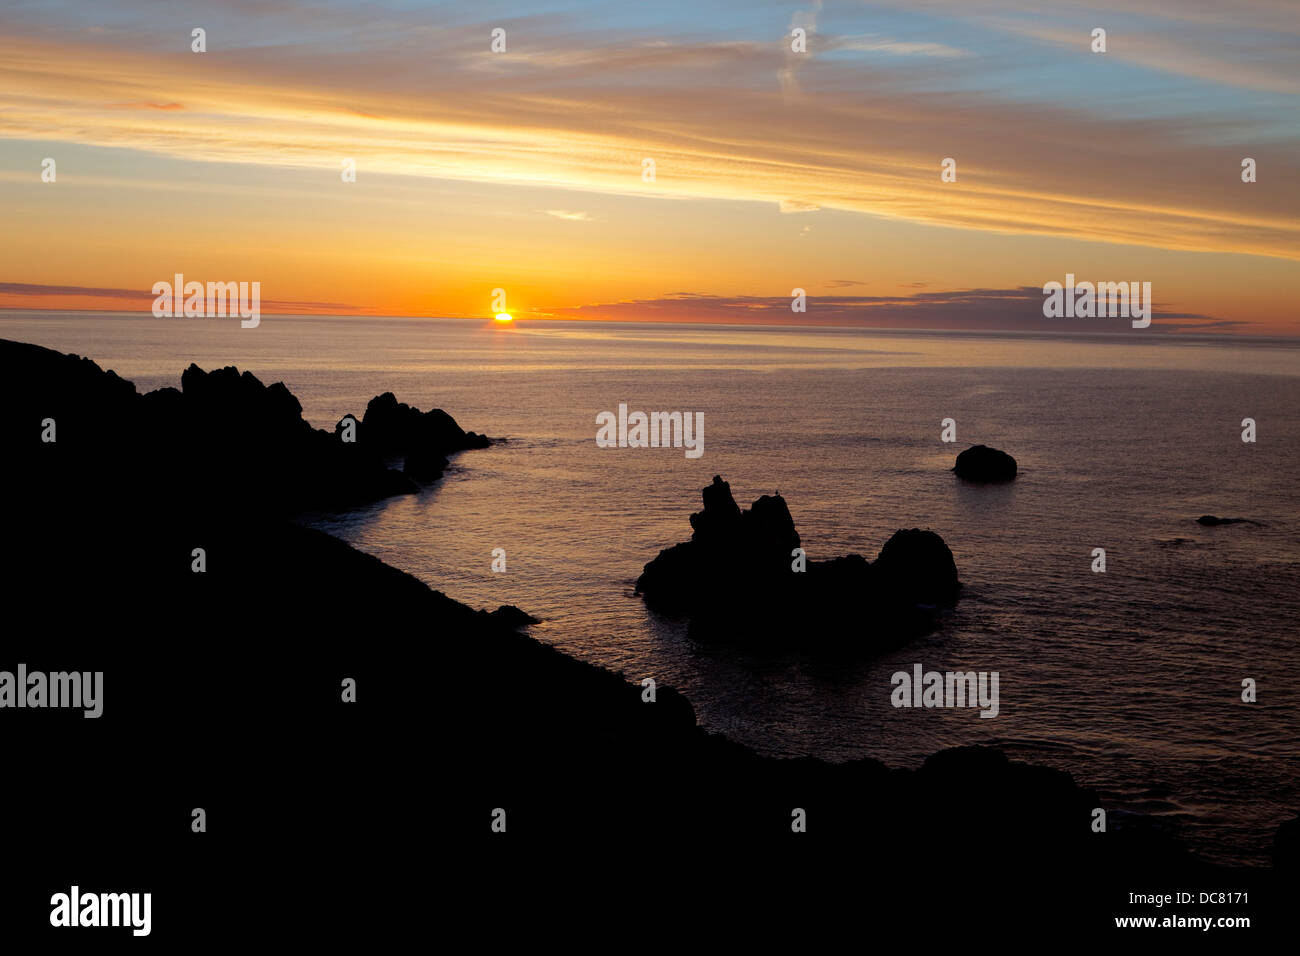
<box><xmin>3</xmin><ymin>340</ymin><xmax>490</xmax><ymax>516</ymax></box>
<box><xmin>636</xmin><ymin>475</ymin><xmax>959</xmax><ymax>647</ymax></box>
<box><xmin>1</xmin><ymin>337</ymin><xmax>543</xmax><ymax>937</ymax></box>
<box><xmin>144</xmin><ymin>363</ymin><xmax>422</xmax><ymax>512</ymax></box>
<box><xmin>488</xmin><ymin>605</ymin><xmax>542</xmax><ymax>629</ymax></box>
<box><xmin>953</xmin><ymin>443</ymin><xmax>1018</xmax><ymax>482</ymax></box>
<box><xmin>873</xmin><ymin>527</ymin><xmax>962</xmax><ymax>607</ymax></box>
<box><xmin>349</xmin><ymin>391</ymin><xmax>491</xmax><ymax>482</ymax></box>
<box><xmin>1195</xmin><ymin>515</ymin><xmax>1260</xmax><ymax>526</ymax></box>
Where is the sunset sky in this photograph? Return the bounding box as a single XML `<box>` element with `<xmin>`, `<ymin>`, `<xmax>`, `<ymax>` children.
<box><xmin>1</xmin><ymin>0</ymin><xmax>1296</xmax><ymax>333</ymax></box>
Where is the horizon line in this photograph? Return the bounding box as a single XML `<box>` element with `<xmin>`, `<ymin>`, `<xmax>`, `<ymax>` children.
<box><xmin>3</xmin><ymin>307</ymin><xmax>1298</xmax><ymax>341</ymax></box>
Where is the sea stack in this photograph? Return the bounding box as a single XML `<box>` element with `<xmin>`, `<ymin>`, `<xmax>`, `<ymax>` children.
<box><xmin>636</xmin><ymin>476</ymin><xmax>960</xmax><ymax>649</ymax></box>
<box><xmin>954</xmin><ymin>444</ymin><xmax>1018</xmax><ymax>482</ymax></box>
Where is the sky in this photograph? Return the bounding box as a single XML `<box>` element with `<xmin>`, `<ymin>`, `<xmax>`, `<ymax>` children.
<box><xmin>0</xmin><ymin>0</ymin><xmax>1297</xmax><ymax>333</ymax></box>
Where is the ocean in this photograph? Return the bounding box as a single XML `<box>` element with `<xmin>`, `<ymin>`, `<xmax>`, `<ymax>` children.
<box><xmin>4</xmin><ymin>310</ymin><xmax>1298</xmax><ymax>866</ymax></box>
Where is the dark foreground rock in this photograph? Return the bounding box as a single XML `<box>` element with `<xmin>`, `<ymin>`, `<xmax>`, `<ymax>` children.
<box><xmin>636</xmin><ymin>475</ymin><xmax>959</xmax><ymax>648</ymax></box>
<box><xmin>954</xmin><ymin>443</ymin><xmax>1018</xmax><ymax>482</ymax></box>
<box><xmin>0</xmin><ymin>338</ymin><xmax>532</xmax><ymax>942</ymax></box>
<box><xmin>1276</xmin><ymin>814</ymin><xmax>1300</xmax><ymax>869</ymax></box>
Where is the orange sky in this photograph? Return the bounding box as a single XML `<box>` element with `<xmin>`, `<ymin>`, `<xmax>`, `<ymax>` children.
<box><xmin>1</xmin><ymin>1</ymin><xmax>1297</xmax><ymax>333</ymax></box>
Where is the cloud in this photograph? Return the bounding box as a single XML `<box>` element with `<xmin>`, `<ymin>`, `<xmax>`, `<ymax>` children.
<box><xmin>0</xmin><ymin>281</ymin><xmax>145</xmax><ymax>300</ymax></box>
<box><xmin>543</xmin><ymin>209</ymin><xmax>596</xmax><ymax>221</ymax></box>
<box><xmin>546</xmin><ymin>287</ymin><xmax>1236</xmax><ymax>333</ymax></box>
<box><xmin>0</xmin><ymin>5</ymin><xmax>1295</xmax><ymax>262</ymax></box>
<box><xmin>994</xmin><ymin>18</ymin><xmax>1300</xmax><ymax>94</ymax></box>
<box><xmin>827</xmin><ymin>34</ymin><xmax>967</xmax><ymax>58</ymax></box>
<box><xmin>0</xmin><ymin>281</ymin><xmax>364</xmax><ymax>313</ymax></box>
<box><xmin>859</xmin><ymin>0</ymin><xmax>1299</xmax><ymax>92</ymax></box>
<box><xmin>109</xmin><ymin>102</ymin><xmax>184</xmax><ymax>111</ymax></box>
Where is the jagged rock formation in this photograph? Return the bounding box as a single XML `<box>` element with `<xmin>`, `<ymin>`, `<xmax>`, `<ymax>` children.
<box><xmin>1</xmin><ymin>339</ymin><xmax>490</xmax><ymax>516</ymax></box>
<box><xmin>339</xmin><ymin>391</ymin><xmax>491</xmax><ymax>482</ymax></box>
<box><xmin>953</xmin><ymin>443</ymin><xmax>1018</xmax><ymax>482</ymax></box>
<box><xmin>636</xmin><ymin>475</ymin><xmax>959</xmax><ymax>647</ymax></box>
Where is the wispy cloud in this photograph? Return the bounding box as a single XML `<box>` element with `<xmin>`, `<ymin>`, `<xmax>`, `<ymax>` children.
<box><xmin>778</xmin><ymin>200</ymin><xmax>820</xmax><ymax>214</ymax></box>
<box><xmin>827</xmin><ymin>34</ymin><xmax>967</xmax><ymax>58</ymax></box>
<box><xmin>995</xmin><ymin>18</ymin><xmax>1300</xmax><ymax>94</ymax></box>
<box><xmin>0</xmin><ymin>281</ymin><xmax>363</xmax><ymax>313</ymax></box>
<box><xmin>0</xmin><ymin>7</ymin><xmax>1294</xmax><ymax>261</ymax></box>
<box><xmin>0</xmin><ymin>281</ymin><xmax>144</xmax><ymax>300</ymax></box>
<box><xmin>547</xmin><ymin>288</ymin><xmax>1235</xmax><ymax>333</ymax></box>
<box><xmin>108</xmin><ymin>101</ymin><xmax>185</xmax><ymax>111</ymax></box>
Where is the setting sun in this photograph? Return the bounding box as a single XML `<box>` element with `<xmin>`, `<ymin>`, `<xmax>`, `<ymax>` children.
<box><xmin>495</xmin><ymin>313</ymin><xmax>513</xmax><ymax>323</ymax></box>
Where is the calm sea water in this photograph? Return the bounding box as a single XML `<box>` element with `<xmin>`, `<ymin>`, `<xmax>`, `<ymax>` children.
<box><xmin>5</xmin><ymin>311</ymin><xmax>1299</xmax><ymax>866</ymax></box>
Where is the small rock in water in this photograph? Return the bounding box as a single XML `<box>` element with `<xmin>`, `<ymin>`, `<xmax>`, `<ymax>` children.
<box><xmin>953</xmin><ymin>444</ymin><xmax>1017</xmax><ymax>482</ymax></box>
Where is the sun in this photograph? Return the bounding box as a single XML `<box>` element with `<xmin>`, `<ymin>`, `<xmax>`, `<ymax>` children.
<box><xmin>494</xmin><ymin>313</ymin><xmax>513</xmax><ymax>323</ymax></box>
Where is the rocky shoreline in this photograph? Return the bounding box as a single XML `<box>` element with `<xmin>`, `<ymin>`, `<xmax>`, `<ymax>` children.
<box><xmin>2</xmin><ymin>338</ymin><xmax>1293</xmax><ymax>932</ymax></box>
